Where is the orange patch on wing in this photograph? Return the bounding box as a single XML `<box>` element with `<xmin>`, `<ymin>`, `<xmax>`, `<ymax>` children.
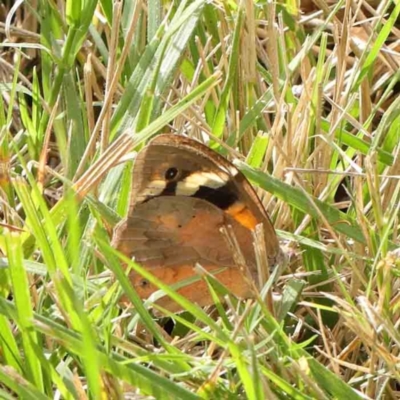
<box><xmin>225</xmin><ymin>202</ymin><xmax>258</xmax><ymax>230</ymax></box>
<box><xmin>127</xmin><ymin>264</ymin><xmax>254</xmax><ymax>312</ymax></box>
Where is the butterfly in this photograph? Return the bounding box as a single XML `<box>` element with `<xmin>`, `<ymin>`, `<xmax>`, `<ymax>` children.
<box><xmin>112</xmin><ymin>134</ymin><xmax>281</xmax><ymax>311</ymax></box>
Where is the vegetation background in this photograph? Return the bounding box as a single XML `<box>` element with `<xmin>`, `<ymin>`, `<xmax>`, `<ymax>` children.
<box><xmin>0</xmin><ymin>0</ymin><xmax>400</xmax><ymax>398</ymax></box>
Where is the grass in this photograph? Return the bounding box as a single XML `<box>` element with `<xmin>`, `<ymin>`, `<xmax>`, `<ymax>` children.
<box><xmin>1</xmin><ymin>0</ymin><xmax>400</xmax><ymax>398</ymax></box>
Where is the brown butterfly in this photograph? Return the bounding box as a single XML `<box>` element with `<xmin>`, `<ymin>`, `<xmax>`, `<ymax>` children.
<box><xmin>112</xmin><ymin>134</ymin><xmax>281</xmax><ymax>311</ymax></box>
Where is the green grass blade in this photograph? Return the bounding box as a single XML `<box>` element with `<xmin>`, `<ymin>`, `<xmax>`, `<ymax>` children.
<box><xmin>5</xmin><ymin>231</ymin><xmax>43</xmax><ymax>391</ymax></box>
<box><xmin>238</xmin><ymin>162</ymin><xmax>367</xmax><ymax>244</ymax></box>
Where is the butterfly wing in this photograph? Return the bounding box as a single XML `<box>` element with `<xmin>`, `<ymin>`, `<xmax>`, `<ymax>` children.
<box><xmin>113</xmin><ymin>196</ymin><xmax>256</xmax><ymax>310</ymax></box>
<box><xmin>130</xmin><ymin>135</ymin><xmax>280</xmax><ymax>265</ymax></box>
<box><xmin>112</xmin><ymin>134</ymin><xmax>281</xmax><ymax>311</ymax></box>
